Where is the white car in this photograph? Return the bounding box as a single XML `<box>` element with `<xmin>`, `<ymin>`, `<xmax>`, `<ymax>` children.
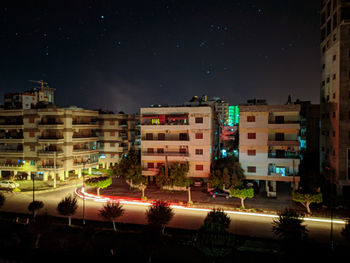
<box><xmin>0</xmin><ymin>180</ymin><xmax>19</xmax><ymax>189</ymax></box>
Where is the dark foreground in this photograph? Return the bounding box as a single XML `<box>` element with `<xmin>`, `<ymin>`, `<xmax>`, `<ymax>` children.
<box><xmin>0</xmin><ymin>211</ymin><xmax>348</xmax><ymax>263</ymax></box>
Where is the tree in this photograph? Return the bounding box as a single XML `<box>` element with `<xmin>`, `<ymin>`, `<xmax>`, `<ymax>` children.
<box><xmin>116</xmin><ymin>149</ymin><xmax>148</xmax><ymax>198</ymax></box>
<box><xmin>272</xmin><ymin>208</ymin><xmax>308</xmax><ymax>260</ymax></box>
<box><xmin>229</xmin><ymin>186</ymin><xmax>254</xmax><ymax>208</ymax></box>
<box><xmin>57</xmin><ymin>195</ymin><xmax>78</xmax><ymax>226</ymax></box>
<box><xmin>0</xmin><ymin>192</ymin><xmax>5</xmax><ymax>208</ymax></box>
<box><xmin>272</xmin><ymin>208</ymin><xmax>308</xmax><ymax>241</ymax></box>
<box><xmin>85</xmin><ymin>176</ymin><xmax>112</xmax><ymax>196</ymax></box>
<box><xmin>196</xmin><ymin>209</ymin><xmax>235</xmax><ymax>259</ymax></box>
<box><xmin>342</xmin><ymin>219</ymin><xmax>350</xmax><ymax>241</ymax></box>
<box><xmin>157</xmin><ymin>162</ymin><xmax>191</xmax><ymax>188</ymax></box>
<box><xmin>292</xmin><ymin>190</ymin><xmax>322</xmax><ymax>214</ymax></box>
<box><xmin>28</xmin><ymin>200</ymin><xmax>44</xmax><ymax>220</ymax></box>
<box><xmin>98</xmin><ymin>202</ymin><xmax>125</xmax><ymax>231</ymax></box>
<box><xmin>29</xmin><ymin>211</ymin><xmax>52</xmax><ymax>248</ymax></box>
<box><xmin>209</xmin><ymin>156</ymin><xmax>245</xmax><ymax>189</ymax></box>
<box><xmin>146</xmin><ymin>200</ymin><xmax>174</xmax><ymax>234</ymax></box>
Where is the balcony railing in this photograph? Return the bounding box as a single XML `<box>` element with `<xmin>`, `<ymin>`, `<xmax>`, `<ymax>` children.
<box><xmin>142</xmin><ymin>137</ymin><xmax>189</xmax><ymax>141</ymax></box>
<box><xmin>0</xmin><ymin>149</ymin><xmax>23</xmax><ymax>153</ymax></box>
<box><xmin>39</xmin><ymin>136</ymin><xmax>64</xmax><ymax>140</ymax></box>
<box><xmin>268</xmin><ymin>120</ymin><xmax>299</xmax><ymax>124</ymax></box>
<box><xmin>142</xmin><ymin>121</ymin><xmax>189</xmax><ymax>126</ymax></box>
<box><xmin>39</xmin><ymin>121</ymin><xmax>64</xmax><ymax>125</ymax></box>
<box><xmin>268</xmin><ymin>152</ymin><xmax>299</xmax><ymax>159</ymax></box>
<box><xmin>38</xmin><ymin>165</ymin><xmax>63</xmax><ymax>169</ymax></box>
<box><xmin>0</xmin><ymin>163</ymin><xmax>25</xmax><ymax>168</ymax></box>
<box><xmin>38</xmin><ymin>150</ymin><xmax>64</xmax><ymax>154</ymax></box>
<box><xmin>142</xmin><ymin>152</ymin><xmax>189</xmax><ymax>157</ymax></box>
<box><xmin>0</xmin><ymin>121</ymin><xmax>23</xmax><ymax>125</ymax></box>
<box><xmin>0</xmin><ymin>136</ymin><xmax>24</xmax><ymax>140</ymax></box>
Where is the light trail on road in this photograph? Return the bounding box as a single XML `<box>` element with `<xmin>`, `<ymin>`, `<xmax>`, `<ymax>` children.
<box><xmin>75</xmin><ymin>187</ymin><xmax>346</xmax><ymax>225</ymax></box>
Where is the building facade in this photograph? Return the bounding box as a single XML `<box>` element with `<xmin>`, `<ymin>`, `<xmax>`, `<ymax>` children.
<box><xmin>97</xmin><ymin>112</ymin><xmax>140</xmax><ymax>168</ymax></box>
<box><xmin>0</xmin><ymin>106</ymin><xmax>99</xmax><ymax>181</ymax></box>
<box><xmin>239</xmin><ymin>105</ymin><xmax>301</xmax><ymax>197</ymax></box>
<box><xmin>320</xmin><ymin>0</ymin><xmax>350</xmax><ymax>193</ymax></box>
<box><xmin>140</xmin><ymin>106</ymin><xmax>215</xmax><ymax>181</ymax></box>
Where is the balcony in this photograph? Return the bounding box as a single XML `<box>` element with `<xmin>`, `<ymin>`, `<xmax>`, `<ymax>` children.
<box><xmin>73</xmin><ymin>148</ymin><xmax>97</xmax><ymax>153</ymax></box>
<box><xmin>39</xmin><ymin>136</ymin><xmax>64</xmax><ymax>143</ymax></box>
<box><xmin>267</xmin><ymin>140</ymin><xmax>300</xmax><ymax>147</ymax></box>
<box><xmin>0</xmin><ymin>149</ymin><xmax>24</xmax><ymax>156</ymax></box>
<box><xmin>268</xmin><ymin>152</ymin><xmax>299</xmax><ymax>159</ymax></box>
<box><xmin>72</xmin><ymin>135</ymin><xmax>98</xmax><ymax>142</ymax></box>
<box><xmin>142</xmin><ymin>151</ymin><xmax>189</xmax><ymax>157</ymax></box>
<box><xmin>0</xmin><ymin>136</ymin><xmax>24</xmax><ymax>142</ymax></box>
<box><xmin>268</xmin><ymin>120</ymin><xmax>300</xmax><ymax>130</ymax></box>
<box><xmin>0</xmin><ymin>121</ymin><xmax>24</xmax><ymax>129</ymax></box>
<box><xmin>0</xmin><ymin>162</ymin><xmax>26</xmax><ymax>170</ymax></box>
<box><xmin>142</xmin><ymin>136</ymin><xmax>189</xmax><ymax>141</ymax></box>
<box><xmin>38</xmin><ymin>150</ymin><xmax>64</xmax><ymax>156</ymax></box>
<box><xmin>72</xmin><ymin>121</ymin><xmax>99</xmax><ymax>129</ymax></box>
<box><xmin>38</xmin><ymin>121</ymin><xmax>64</xmax><ymax>129</ymax></box>
<box><xmin>72</xmin><ymin>161</ymin><xmax>98</xmax><ymax>168</ymax></box>
<box><xmin>37</xmin><ymin>164</ymin><xmax>63</xmax><ymax>170</ymax></box>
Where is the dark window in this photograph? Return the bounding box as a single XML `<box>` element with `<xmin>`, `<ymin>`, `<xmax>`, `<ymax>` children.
<box><xmin>247</xmin><ymin>133</ymin><xmax>256</xmax><ymax>139</ymax></box>
<box><xmin>333</xmin><ymin>131</ymin><xmax>336</xmax><ymax>137</ymax></box>
<box><xmin>247</xmin><ymin>149</ymin><xmax>256</xmax><ymax>156</ymax></box>
<box><xmin>276</xmin><ymin>150</ymin><xmax>285</xmax><ymax>158</ymax></box>
<box><xmin>333</xmin><ymin>13</ymin><xmax>338</xmax><ymax>29</ymax></box>
<box><xmin>247</xmin><ymin>116</ymin><xmax>255</xmax><ymax>122</ymax></box>
<box><xmin>275</xmin><ymin>133</ymin><xmax>285</xmax><ymax>141</ymax></box>
<box><xmin>146</xmin><ymin>133</ymin><xmax>153</xmax><ymax>140</ymax></box>
<box><xmin>322</xmin><ymin>64</ymin><xmax>325</xmax><ymax>69</ymax></box>
<box><xmin>29</xmin><ymin>118</ymin><xmax>34</xmax><ymax>123</ymax></box>
<box><xmin>247</xmin><ymin>166</ymin><xmax>256</xmax><ymax>173</ymax></box>
<box><xmin>327</xmin><ymin>20</ymin><xmax>331</xmax><ymax>36</ymax></box>
<box><xmin>195</xmin><ymin>149</ymin><xmax>203</xmax><ymax>155</ymax></box>
<box><xmin>195</xmin><ymin>133</ymin><xmax>203</xmax><ymax>139</ymax></box>
<box><xmin>275</xmin><ymin>116</ymin><xmax>284</xmax><ymax>124</ymax></box>
<box><xmin>333</xmin><ymin>92</ymin><xmax>336</xmax><ymax>99</ymax></box>
<box><xmin>333</xmin><ymin>150</ymin><xmax>336</xmax><ymax>156</ymax></box>
<box><xmin>157</xmin><ymin>148</ymin><xmax>164</xmax><ymax>153</ymax></box>
<box><xmin>147</xmin><ymin>163</ymin><xmax>154</xmax><ymax>169</ymax></box>
<box><xmin>333</xmin><ymin>54</ymin><xmax>337</xmax><ymax>61</ymax></box>
<box><xmin>195</xmin><ymin>165</ymin><xmax>203</xmax><ymax>171</ymax></box>
<box><xmin>29</xmin><ymin>132</ymin><xmax>35</xmax><ymax>137</ymax></box>
<box><xmin>147</xmin><ymin>148</ymin><xmax>154</xmax><ymax>153</ymax></box>
<box><xmin>322</xmin><ymin>46</ymin><xmax>326</xmax><ymax>53</ymax></box>
<box><xmin>327</xmin><ymin>77</ymin><xmax>330</xmax><ymax>83</ymax></box>
<box><xmin>179</xmin><ymin>133</ymin><xmax>188</xmax><ymax>140</ymax></box>
<box><xmin>333</xmin><ymin>73</ymin><xmax>336</xmax><ymax>80</ymax></box>
<box><xmin>156</xmin><ymin>162</ymin><xmax>163</xmax><ymax>168</ymax></box>
<box><xmin>333</xmin><ymin>112</ymin><xmax>336</xmax><ymax>118</ymax></box>
<box><xmin>158</xmin><ymin>133</ymin><xmax>165</xmax><ymax>140</ymax></box>
<box><xmin>195</xmin><ymin>117</ymin><xmax>203</xmax><ymax>123</ymax></box>
<box><xmin>179</xmin><ymin>147</ymin><xmax>187</xmax><ymax>154</ymax></box>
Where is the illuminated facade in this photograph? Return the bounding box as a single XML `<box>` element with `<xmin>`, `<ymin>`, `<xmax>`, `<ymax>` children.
<box><xmin>0</xmin><ymin>106</ymin><xmax>99</xmax><ymax>181</ymax></box>
<box><xmin>239</xmin><ymin>104</ymin><xmax>301</xmax><ymax>197</ymax></box>
<box><xmin>140</xmin><ymin>106</ymin><xmax>215</xmax><ymax>181</ymax></box>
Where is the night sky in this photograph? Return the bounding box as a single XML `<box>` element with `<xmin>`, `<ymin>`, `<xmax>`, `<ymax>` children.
<box><xmin>0</xmin><ymin>1</ymin><xmax>320</xmax><ymax>113</ymax></box>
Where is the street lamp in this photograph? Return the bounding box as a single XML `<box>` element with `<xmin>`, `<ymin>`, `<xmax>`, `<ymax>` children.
<box><xmin>82</xmin><ymin>157</ymin><xmax>91</xmax><ymax>225</ymax></box>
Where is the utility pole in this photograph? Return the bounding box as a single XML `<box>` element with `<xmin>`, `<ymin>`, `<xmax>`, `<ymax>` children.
<box><xmin>53</xmin><ymin>151</ymin><xmax>57</xmax><ymax>188</ymax></box>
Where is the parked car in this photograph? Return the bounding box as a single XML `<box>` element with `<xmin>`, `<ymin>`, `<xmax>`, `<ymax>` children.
<box><xmin>209</xmin><ymin>188</ymin><xmax>230</xmax><ymax>199</ymax></box>
<box><xmin>0</xmin><ymin>180</ymin><xmax>19</xmax><ymax>189</ymax></box>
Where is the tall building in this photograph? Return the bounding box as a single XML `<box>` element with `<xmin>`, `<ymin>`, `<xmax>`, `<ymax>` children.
<box><xmin>320</xmin><ymin>0</ymin><xmax>350</xmax><ymax>194</ymax></box>
<box><xmin>140</xmin><ymin>105</ymin><xmax>215</xmax><ymax>182</ymax></box>
<box><xmin>97</xmin><ymin>111</ymin><xmax>140</xmax><ymax>168</ymax></box>
<box><xmin>239</xmin><ymin>104</ymin><xmax>301</xmax><ymax>197</ymax></box>
<box><xmin>0</xmin><ymin>105</ymin><xmax>99</xmax><ymax>181</ymax></box>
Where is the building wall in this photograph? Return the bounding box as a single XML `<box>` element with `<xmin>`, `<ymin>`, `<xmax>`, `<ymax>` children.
<box><xmin>141</xmin><ymin>106</ymin><xmax>214</xmax><ymax>179</ymax></box>
<box><xmin>239</xmin><ymin>105</ymin><xmax>301</xmax><ymax>186</ymax></box>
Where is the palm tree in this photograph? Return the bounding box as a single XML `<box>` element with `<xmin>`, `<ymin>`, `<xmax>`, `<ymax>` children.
<box><xmin>28</xmin><ymin>200</ymin><xmax>44</xmax><ymax>221</ymax></box>
<box><xmin>57</xmin><ymin>195</ymin><xmax>78</xmax><ymax>226</ymax></box>
<box><xmin>98</xmin><ymin>202</ymin><xmax>125</xmax><ymax>231</ymax></box>
<box><xmin>0</xmin><ymin>192</ymin><xmax>5</xmax><ymax>208</ymax></box>
<box><xmin>146</xmin><ymin>200</ymin><xmax>174</xmax><ymax>234</ymax></box>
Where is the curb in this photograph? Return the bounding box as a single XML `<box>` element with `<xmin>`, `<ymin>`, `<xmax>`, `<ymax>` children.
<box><xmin>21</xmin><ymin>183</ymin><xmax>82</xmax><ymax>195</ymax></box>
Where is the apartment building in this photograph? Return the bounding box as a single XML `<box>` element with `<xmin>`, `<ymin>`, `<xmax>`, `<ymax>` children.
<box><xmin>239</xmin><ymin>105</ymin><xmax>301</xmax><ymax>197</ymax></box>
<box><xmin>320</xmin><ymin>0</ymin><xmax>350</xmax><ymax>194</ymax></box>
<box><xmin>140</xmin><ymin>106</ymin><xmax>215</xmax><ymax>182</ymax></box>
<box><xmin>0</xmin><ymin>105</ymin><xmax>99</xmax><ymax>181</ymax></box>
<box><xmin>97</xmin><ymin>112</ymin><xmax>140</xmax><ymax>168</ymax></box>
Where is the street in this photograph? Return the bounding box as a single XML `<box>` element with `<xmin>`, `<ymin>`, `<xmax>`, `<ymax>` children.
<box><xmin>1</xmin><ymin>185</ymin><xmax>347</xmax><ymax>246</ymax></box>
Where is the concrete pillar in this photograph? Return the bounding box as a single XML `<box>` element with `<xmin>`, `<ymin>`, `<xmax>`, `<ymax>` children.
<box><xmin>0</xmin><ymin>170</ymin><xmax>2</xmax><ymax>178</ymax></box>
<box><xmin>272</xmin><ymin>181</ymin><xmax>277</xmax><ymax>192</ymax></box>
<box><xmin>64</xmin><ymin>171</ymin><xmax>68</xmax><ymax>179</ymax></box>
<box><xmin>88</xmin><ymin>167</ymin><xmax>92</xmax><ymax>174</ymax></box>
<box><xmin>27</xmin><ymin>172</ymin><xmax>31</xmax><ymax>180</ymax></box>
<box><xmin>59</xmin><ymin>171</ymin><xmax>65</xmax><ymax>181</ymax></box>
<box><xmin>78</xmin><ymin>169</ymin><xmax>82</xmax><ymax>178</ymax></box>
<box><xmin>14</xmin><ymin>171</ymin><xmax>18</xmax><ymax>177</ymax></box>
<box><xmin>43</xmin><ymin>172</ymin><xmax>49</xmax><ymax>181</ymax></box>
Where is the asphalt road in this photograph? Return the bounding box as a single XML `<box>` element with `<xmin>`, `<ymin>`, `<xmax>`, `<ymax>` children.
<box><xmin>1</xmin><ymin>186</ymin><xmax>347</xmax><ymax>246</ymax></box>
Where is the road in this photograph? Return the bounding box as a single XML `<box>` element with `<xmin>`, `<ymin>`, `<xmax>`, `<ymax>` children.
<box><xmin>1</xmin><ymin>186</ymin><xmax>346</xmax><ymax>245</ymax></box>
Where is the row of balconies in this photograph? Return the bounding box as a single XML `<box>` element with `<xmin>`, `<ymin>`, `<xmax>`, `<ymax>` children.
<box><xmin>142</xmin><ymin>151</ymin><xmax>189</xmax><ymax>157</ymax></box>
